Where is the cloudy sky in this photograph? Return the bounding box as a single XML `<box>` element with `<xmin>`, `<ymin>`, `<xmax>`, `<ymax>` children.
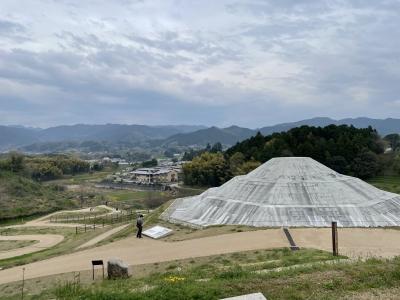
<box><xmin>0</xmin><ymin>0</ymin><xmax>399</xmax><ymax>128</ymax></box>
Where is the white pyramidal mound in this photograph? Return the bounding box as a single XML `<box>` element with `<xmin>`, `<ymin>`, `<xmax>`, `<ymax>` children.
<box><xmin>161</xmin><ymin>157</ymin><xmax>400</xmax><ymax>227</ymax></box>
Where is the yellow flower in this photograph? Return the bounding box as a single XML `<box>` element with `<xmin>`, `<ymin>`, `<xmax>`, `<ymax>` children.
<box><xmin>165</xmin><ymin>275</ymin><xmax>185</xmax><ymax>283</ymax></box>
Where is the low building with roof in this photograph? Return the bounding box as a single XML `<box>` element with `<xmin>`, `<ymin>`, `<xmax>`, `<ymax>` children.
<box><xmin>131</xmin><ymin>167</ymin><xmax>178</xmax><ymax>184</ymax></box>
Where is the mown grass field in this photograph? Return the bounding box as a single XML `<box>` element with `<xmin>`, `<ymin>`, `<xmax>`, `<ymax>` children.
<box><xmin>367</xmin><ymin>175</ymin><xmax>400</xmax><ymax>194</ymax></box>
<box><xmin>100</xmin><ymin>185</ymin><xmax>205</xmax><ymax>210</ymax></box>
<box><xmin>105</xmin><ymin>190</ymin><xmax>150</xmax><ymax>201</ymax></box>
<box><xmin>47</xmin><ymin>170</ymin><xmax>114</xmax><ymax>185</ymax></box>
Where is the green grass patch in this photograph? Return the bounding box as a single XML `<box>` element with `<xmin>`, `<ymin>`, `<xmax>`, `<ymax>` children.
<box><xmin>367</xmin><ymin>175</ymin><xmax>400</xmax><ymax>194</ymax></box>
<box><xmin>1</xmin><ymin>248</ymin><xmax>340</xmax><ymax>299</ymax></box>
<box><xmin>0</xmin><ymin>240</ymin><xmax>38</xmax><ymax>251</ymax></box>
<box><xmin>49</xmin><ymin>257</ymin><xmax>400</xmax><ymax>300</ymax></box>
<box><xmin>17</xmin><ymin>250</ymin><xmax>400</xmax><ymax>300</ymax></box>
<box><xmin>48</xmin><ymin>171</ymin><xmax>113</xmax><ymax>185</ymax></box>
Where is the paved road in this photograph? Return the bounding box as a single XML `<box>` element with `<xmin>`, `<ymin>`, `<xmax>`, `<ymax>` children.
<box><xmin>0</xmin><ymin>235</ymin><xmax>64</xmax><ymax>260</ymax></box>
<box><xmin>1</xmin><ymin>228</ymin><xmax>400</xmax><ymax>285</ymax></box>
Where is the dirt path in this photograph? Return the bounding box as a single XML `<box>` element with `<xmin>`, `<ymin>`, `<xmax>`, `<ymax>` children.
<box><xmin>0</xmin><ymin>235</ymin><xmax>64</xmax><ymax>260</ymax></box>
<box><xmin>1</xmin><ymin>228</ymin><xmax>400</xmax><ymax>285</ymax></box>
<box><xmin>77</xmin><ymin>224</ymin><xmax>130</xmax><ymax>249</ymax></box>
<box><xmin>0</xmin><ymin>229</ymin><xmax>286</xmax><ymax>284</ymax></box>
<box><xmin>5</xmin><ymin>205</ymin><xmax>117</xmax><ymax>229</ymax></box>
<box><xmin>290</xmin><ymin>228</ymin><xmax>400</xmax><ymax>258</ymax></box>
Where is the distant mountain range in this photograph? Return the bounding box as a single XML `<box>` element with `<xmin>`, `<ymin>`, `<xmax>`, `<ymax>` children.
<box><xmin>163</xmin><ymin>117</ymin><xmax>400</xmax><ymax>147</ymax></box>
<box><xmin>0</xmin><ymin>124</ymin><xmax>206</xmax><ymax>152</ymax></box>
<box><xmin>258</xmin><ymin>117</ymin><xmax>400</xmax><ymax>136</ymax></box>
<box><xmin>1</xmin><ymin>117</ymin><xmax>400</xmax><ymax>152</ymax></box>
<box><xmin>162</xmin><ymin>126</ymin><xmax>255</xmax><ymax>147</ymax></box>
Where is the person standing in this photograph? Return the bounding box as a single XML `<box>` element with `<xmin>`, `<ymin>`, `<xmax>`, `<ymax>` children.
<box><xmin>136</xmin><ymin>214</ymin><xmax>144</xmax><ymax>238</ymax></box>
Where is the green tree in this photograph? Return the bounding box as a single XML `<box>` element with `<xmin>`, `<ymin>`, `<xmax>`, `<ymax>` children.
<box><xmin>211</xmin><ymin>142</ymin><xmax>223</xmax><ymax>153</ymax></box>
<box><xmin>351</xmin><ymin>150</ymin><xmax>380</xmax><ymax>179</ymax></box>
<box><xmin>229</xmin><ymin>152</ymin><xmax>245</xmax><ymax>175</ymax></box>
<box><xmin>240</xmin><ymin>160</ymin><xmax>261</xmax><ymax>174</ymax></box>
<box><xmin>142</xmin><ymin>159</ymin><xmax>158</xmax><ymax>168</ymax></box>
<box><xmin>326</xmin><ymin>156</ymin><xmax>348</xmax><ymax>174</ymax></box>
<box><xmin>9</xmin><ymin>152</ymin><xmax>24</xmax><ymax>172</ymax></box>
<box><xmin>183</xmin><ymin>152</ymin><xmax>229</xmax><ymax>186</ymax></box>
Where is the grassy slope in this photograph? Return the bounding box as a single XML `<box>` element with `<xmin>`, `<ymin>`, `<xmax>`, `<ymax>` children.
<box><xmin>8</xmin><ymin>249</ymin><xmax>400</xmax><ymax>300</ymax></box>
<box><xmin>0</xmin><ymin>171</ymin><xmax>76</xmax><ymax>220</ymax></box>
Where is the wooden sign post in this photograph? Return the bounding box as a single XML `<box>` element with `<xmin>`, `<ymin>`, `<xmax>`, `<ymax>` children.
<box><xmin>332</xmin><ymin>221</ymin><xmax>338</xmax><ymax>256</ymax></box>
<box><xmin>92</xmin><ymin>260</ymin><xmax>104</xmax><ymax>280</ymax></box>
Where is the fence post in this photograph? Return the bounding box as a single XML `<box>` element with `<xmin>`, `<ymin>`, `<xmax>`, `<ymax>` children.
<box><xmin>21</xmin><ymin>267</ymin><xmax>25</xmax><ymax>300</ymax></box>
<box><xmin>332</xmin><ymin>221</ymin><xmax>338</xmax><ymax>256</ymax></box>
<box><xmin>76</xmin><ymin>226</ymin><xmax>78</xmax><ymax>235</ymax></box>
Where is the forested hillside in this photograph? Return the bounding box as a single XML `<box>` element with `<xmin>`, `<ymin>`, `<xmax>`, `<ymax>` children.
<box><xmin>226</xmin><ymin>125</ymin><xmax>383</xmax><ymax>177</ymax></box>
<box><xmin>0</xmin><ymin>153</ymin><xmax>94</xmax><ymax>220</ymax></box>
<box><xmin>183</xmin><ymin>125</ymin><xmax>398</xmax><ymax>187</ymax></box>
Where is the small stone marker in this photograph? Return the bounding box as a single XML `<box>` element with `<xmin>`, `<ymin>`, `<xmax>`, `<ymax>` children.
<box><xmin>142</xmin><ymin>225</ymin><xmax>172</xmax><ymax>239</ymax></box>
<box><xmin>220</xmin><ymin>292</ymin><xmax>267</xmax><ymax>300</ymax></box>
<box><xmin>107</xmin><ymin>258</ymin><xmax>130</xmax><ymax>279</ymax></box>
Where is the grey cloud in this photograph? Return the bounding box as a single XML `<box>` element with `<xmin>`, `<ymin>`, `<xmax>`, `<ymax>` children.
<box><xmin>0</xmin><ymin>19</ymin><xmax>30</xmax><ymax>42</ymax></box>
<box><xmin>0</xmin><ymin>0</ymin><xmax>399</xmax><ymax>127</ymax></box>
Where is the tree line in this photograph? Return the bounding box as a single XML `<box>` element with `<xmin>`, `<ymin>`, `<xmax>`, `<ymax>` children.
<box><xmin>183</xmin><ymin>125</ymin><xmax>400</xmax><ymax>187</ymax></box>
<box><xmin>0</xmin><ymin>153</ymin><xmax>92</xmax><ymax>181</ymax></box>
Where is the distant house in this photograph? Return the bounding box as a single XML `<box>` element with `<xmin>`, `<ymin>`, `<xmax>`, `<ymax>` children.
<box><xmin>131</xmin><ymin>167</ymin><xmax>179</xmax><ymax>184</ymax></box>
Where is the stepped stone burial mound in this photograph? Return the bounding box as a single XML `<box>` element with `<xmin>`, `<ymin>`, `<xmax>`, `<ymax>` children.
<box><xmin>161</xmin><ymin>157</ymin><xmax>400</xmax><ymax>227</ymax></box>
